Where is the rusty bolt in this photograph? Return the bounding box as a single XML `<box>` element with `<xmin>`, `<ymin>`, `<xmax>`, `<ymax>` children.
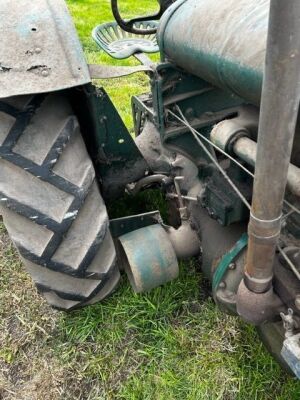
<box><xmin>295</xmin><ymin>295</ymin><xmax>300</xmax><ymax>310</ymax></box>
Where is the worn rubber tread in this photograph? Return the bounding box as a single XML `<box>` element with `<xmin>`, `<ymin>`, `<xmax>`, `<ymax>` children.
<box><xmin>0</xmin><ymin>93</ymin><xmax>120</xmax><ymax>310</ymax></box>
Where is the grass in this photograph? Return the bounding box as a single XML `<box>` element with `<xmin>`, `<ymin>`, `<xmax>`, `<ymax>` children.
<box><xmin>1</xmin><ymin>1</ymin><xmax>300</xmax><ymax>399</ymax></box>
<box><xmin>67</xmin><ymin>0</ymin><xmax>158</xmax><ymax>129</ymax></box>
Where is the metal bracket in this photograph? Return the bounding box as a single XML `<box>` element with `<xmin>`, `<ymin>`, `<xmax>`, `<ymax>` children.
<box><xmin>88</xmin><ymin>64</ymin><xmax>153</xmax><ymax>79</ymax></box>
<box><xmin>110</xmin><ymin>210</ymin><xmax>162</xmax><ymax>238</ymax></box>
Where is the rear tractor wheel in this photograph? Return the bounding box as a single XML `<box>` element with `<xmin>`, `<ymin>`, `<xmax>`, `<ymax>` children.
<box><xmin>0</xmin><ymin>93</ymin><xmax>120</xmax><ymax>310</ymax></box>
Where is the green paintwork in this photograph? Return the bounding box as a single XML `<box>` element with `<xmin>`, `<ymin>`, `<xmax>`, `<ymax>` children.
<box><xmin>163</xmin><ymin>49</ymin><xmax>262</xmax><ymax>107</ymax></box>
<box><xmin>146</xmin><ymin>64</ymin><xmax>245</xmax><ymax>173</ymax></box>
<box><xmin>85</xmin><ymin>85</ymin><xmax>144</xmax><ymax>168</ymax></box>
<box><xmin>212</xmin><ymin>233</ymin><xmax>248</xmax><ymax>291</ymax></box>
<box><xmin>202</xmin><ymin>166</ymin><xmax>251</xmax><ymax>226</ymax></box>
<box><xmin>134</xmin><ymin>63</ymin><xmax>251</xmax><ymax>228</ymax></box>
<box><xmin>159</xmin><ymin>0</ymin><xmax>267</xmax><ymax>106</ymax></box>
<box><xmin>72</xmin><ymin>84</ymin><xmax>147</xmax><ymax>199</ymax></box>
<box><xmin>119</xmin><ymin>224</ymin><xmax>179</xmax><ymax>293</ymax></box>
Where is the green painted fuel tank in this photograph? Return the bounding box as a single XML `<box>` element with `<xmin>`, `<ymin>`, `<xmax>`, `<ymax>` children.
<box><xmin>158</xmin><ymin>0</ymin><xmax>269</xmax><ymax>106</ymax></box>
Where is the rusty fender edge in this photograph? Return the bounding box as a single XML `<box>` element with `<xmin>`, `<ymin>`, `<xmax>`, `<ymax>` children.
<box><xmin>0</xmin><ymin>0</ymin><xmax>91</xmax><ymax>99</ymax></box>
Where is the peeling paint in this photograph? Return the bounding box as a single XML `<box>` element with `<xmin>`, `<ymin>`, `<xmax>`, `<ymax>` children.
<box><xmin>27</xmin><ymin>65</ymin><xmax>50</xmax><ymax>72</ymax></box>
<box><xmin>0</xmin><ymin>63</ymin><xmax>12</xmax><ymax>72</ymax></box>
<box><xmin>0</xmin><ymin>0</ymin><xmax>90</xmax><ymax>98</ymax></box>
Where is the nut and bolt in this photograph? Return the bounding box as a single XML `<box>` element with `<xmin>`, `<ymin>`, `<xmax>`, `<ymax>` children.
<box><xmin>229</xmin><ymin>262</ymin><xmax>236</xmax><ymax>270</ymax></box>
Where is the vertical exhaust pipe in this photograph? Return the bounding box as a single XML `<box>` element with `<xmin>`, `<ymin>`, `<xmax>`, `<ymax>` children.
<box><xmin>237</xmin><ymin>0</ymin><xmax>300</xmax><ymax>324</ymax></box>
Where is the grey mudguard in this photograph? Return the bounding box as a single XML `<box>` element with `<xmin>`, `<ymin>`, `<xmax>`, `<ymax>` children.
<box><xmin>0</xmin><ymin>0</ymin><xmax>91</xmax><ymax>98</ymax></box>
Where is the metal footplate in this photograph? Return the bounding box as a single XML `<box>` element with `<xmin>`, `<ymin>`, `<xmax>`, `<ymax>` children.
<box><xmin>92</xmin><ymin>21</ymin><xmax>159</xmax><ymax>59</ymax></box>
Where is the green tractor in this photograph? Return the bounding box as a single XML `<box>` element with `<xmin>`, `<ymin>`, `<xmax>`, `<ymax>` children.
<box><xmin>1</xmin><ymin>0</ymin><xmax>300</xmax><ymax>378</ymax></box>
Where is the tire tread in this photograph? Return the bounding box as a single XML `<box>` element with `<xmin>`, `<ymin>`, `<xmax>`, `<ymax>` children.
<box><xmin>0</xmin><ymin>93</ymin><xmax>119</xmax><ymax>310</ymax></box>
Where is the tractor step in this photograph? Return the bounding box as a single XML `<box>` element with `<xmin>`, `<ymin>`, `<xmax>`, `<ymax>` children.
<box><xmin>92</xmin><ymin>21</ymin><xmax>159</xmax><ymax>59</ymax></box>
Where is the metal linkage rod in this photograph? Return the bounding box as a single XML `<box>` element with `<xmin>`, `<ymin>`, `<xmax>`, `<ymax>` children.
<box><xmin>277</xmin><ymin>245</ymin><xmax>300</xmax><ymax>281</ymax></box>
<box><xmin>168</xmin><ymin>109</ymin><xmax>255</xmax><ymax>178</ymax></box>
<box><xmin>171</xmin><ymin>107</ymin><xmax>251</xmax><ymax>209</ymax></box>
<box><xmin>167</xmin><ymin>108</ymin><xmax>300</xmax><ymax>218</ymax></box>
<box><xmin>168</xmin><ymin>107</ymin><xmax>300</xmax><ymax>281</ymax></box>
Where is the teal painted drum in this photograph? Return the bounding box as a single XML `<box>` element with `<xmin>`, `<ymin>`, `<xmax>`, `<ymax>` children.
<box><xmin>118</xmin><ymin>224</ymin><xmax>179</xmax><ymax>293</ymax></box>
<box><xmin>158</xmin><ymin>0</ymin><xmax>269</xmax><ymax>106</ymax></box>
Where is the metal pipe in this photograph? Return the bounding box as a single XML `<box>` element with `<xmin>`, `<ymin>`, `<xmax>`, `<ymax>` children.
<box><xmin>234</xmin><ymin>137</ymin><xmax>300</xmax><ymax>199</ymax></box>
<box><xmin>210</xmin><ymin>124</ymin><xmax>300</xmax><ymax>197</ymax></box>
<box><xmin>127</xmin><ymin>174</ymin><xmax>170</xmax><ymax>195</ymax></box>
<box><xmin>244</xmin><ymin>0</ymin><xmax>300</xmax><ymax>294</ymax></box>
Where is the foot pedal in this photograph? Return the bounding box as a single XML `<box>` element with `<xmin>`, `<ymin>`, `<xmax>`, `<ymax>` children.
<box><xmin>92</xmin><ymin>21</ymin><xmax>159</xmax><ymax>59</ymax></box>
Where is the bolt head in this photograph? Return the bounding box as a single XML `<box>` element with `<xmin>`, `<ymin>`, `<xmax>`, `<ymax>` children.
<box><xmin>219</xmin><ymin>281</ymin><xmax>226</xmax><ymax>289</ymax></box>
<box><xmin>41</xmin><ymin>69</ymin><xmax>49</xmax><ymax>77</ymax></box>
<box><xmin>229</xmin><ymin>262</ymin><xmax>236</xmax><ymax>270</ymax></box>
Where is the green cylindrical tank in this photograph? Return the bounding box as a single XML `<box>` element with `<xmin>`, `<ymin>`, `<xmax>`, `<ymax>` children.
<box><xmin>158</xmin><ymin>0</ymin><xmax>269</xmax><ymax>106</ymax></box>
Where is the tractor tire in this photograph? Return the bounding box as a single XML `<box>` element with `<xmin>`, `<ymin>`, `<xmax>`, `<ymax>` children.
<box><xmin>0</xmin><ymin>93</ymin><xmax>120</xmax><ymax>310</ymax></box>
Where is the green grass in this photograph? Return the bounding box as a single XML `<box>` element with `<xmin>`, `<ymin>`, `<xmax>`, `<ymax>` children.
<box><xmin>67</xmin><ymin>0</ymin><xmax>158</xmax><ymax>129</ymax></box>
<box><xmin>1</xmin><ymin>1</ymin><xmax>300</xmax><ymax>399</ymax></box>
